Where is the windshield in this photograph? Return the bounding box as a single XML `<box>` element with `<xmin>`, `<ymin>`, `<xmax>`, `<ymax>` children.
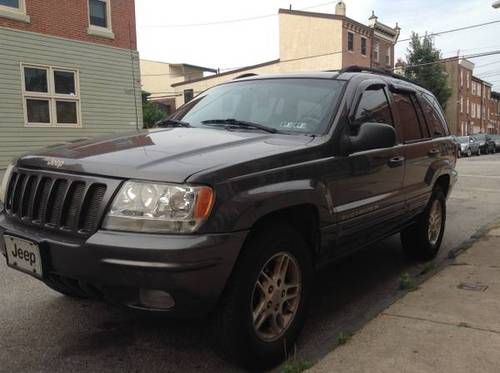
<box><xmin>172</xmin><ymin>78</ymin><xmax>346</xmax><ymax>135</ymax></box>
<box><xmin>457</xmin><ymin>136</ymin><xmax>469</xmax><ymax>144</ymax></box>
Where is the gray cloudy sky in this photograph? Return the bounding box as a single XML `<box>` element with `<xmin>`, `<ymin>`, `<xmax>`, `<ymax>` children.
<box><xmin>135</xmin><ymin>0</ymin><xmax>500</xmax><ymax>89</ymax></box>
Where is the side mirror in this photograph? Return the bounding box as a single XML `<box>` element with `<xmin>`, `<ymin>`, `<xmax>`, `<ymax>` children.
<box><xmin>349</xmin><ymin>122</ymin><xmax>396</xmax><ymax>153</ymax></box>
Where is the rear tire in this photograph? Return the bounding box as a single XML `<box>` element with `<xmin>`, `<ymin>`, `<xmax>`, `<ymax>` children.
<box><xmin>401</xmin><ymin>188</ymin><xmax>446</xmax><ymax>261</ymax></box>
<box><xmin>215</xmin><ymin>223</ymin><xmax>313</xmax><ymax>369</ymax></box>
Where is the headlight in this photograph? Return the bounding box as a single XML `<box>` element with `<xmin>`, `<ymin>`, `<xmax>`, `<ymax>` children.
<box><xmin>460</xmin><ymin>144</ymin><xmax>467</xmax><ymax>150</ymax></box>
<box><xmin>102</xmin><ymin>181</ymin><xmax>215</xmax><ymax>233</ymax></box>
<box><xmin>0</xmin><ymin>163</ymin><xmax>15</xmax><ymax>207</ymax></box>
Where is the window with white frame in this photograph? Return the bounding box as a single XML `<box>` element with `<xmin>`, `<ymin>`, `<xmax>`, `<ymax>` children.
<box><xmin>466</xmin><ymin>72</ymin><xmax>470</xmax><ymax>89</ymax></box>
<box><xmin>0</xmin><ymin>0</ymin><xmax>28</xmax><ymax>21</ymax></box>
<box><xmin>460</xmin><ymin>70</ymin><xmax>463</xmax><ymax>87</ymax></box>
<box><xmin>21</xmin><ymin>64</ymin><xmax>80</xmax><ymax>127</ymax></box>
<box><xmin>385</xmin><ymin>47</ymin><xmax>391</xmax><ymax>66</ymax></box>
<box><xmin>471</xmin><ymin>102</ymin><xmax>476</xmax><ymax>118</ymax></box>
<box><xmin>88</xmin><ymin>0</ymin><xmax>111</xmax><ymax>30</ymax></box>
<box><xmin>467</xmin><ymin>98</ymin><xmax>470</xmax><ymax>114</ymax></box>
<box><xmin>460</xmin><ymin>96</ymin><xmax>463</xmax><ymax>113</ymax></box>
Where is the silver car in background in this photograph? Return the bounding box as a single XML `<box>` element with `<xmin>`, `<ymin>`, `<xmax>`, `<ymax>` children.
<box><xmin>456</xmin><ymin>136</ymin><xmax>480</xmax><ymax>157</ymax></box>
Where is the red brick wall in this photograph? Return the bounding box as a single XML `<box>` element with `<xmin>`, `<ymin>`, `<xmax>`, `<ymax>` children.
<box><xmin>0</xmin><ymin>0</ymin><xmax>136</xmax><ymax>50</ymax></box>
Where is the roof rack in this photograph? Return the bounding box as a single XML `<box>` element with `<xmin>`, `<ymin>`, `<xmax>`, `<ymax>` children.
<box><xmin>233</xmin><ymin>73</ymin><xmax>258</xmax><ymax>80</ymax></box>
<box><xmin>338</xmin><ymin>65</ymin><xmax>425</xmax><ymax>89</ymax></box>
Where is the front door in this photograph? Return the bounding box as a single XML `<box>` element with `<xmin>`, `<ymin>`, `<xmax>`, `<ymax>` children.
<box><xmin>331</xmin><ymin>81</ymin><xmax>406</xmax><ymax>255</ymax></box>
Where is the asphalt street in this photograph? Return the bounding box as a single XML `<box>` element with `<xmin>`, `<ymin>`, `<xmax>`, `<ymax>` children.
<box><xmin>1</xmin><ymin>154</ymin><xmax>500</xmax><ymax>373</ymax></box>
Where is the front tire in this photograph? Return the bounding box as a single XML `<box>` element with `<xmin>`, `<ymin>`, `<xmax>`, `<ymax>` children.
<box><xmin>215</xmin><ymin>223</ymin><xmax>313</xmax><ymax>369</ymax></box>
<box><xmin>401</xmin><ymin>188</ymin><xmax>446</xmax><ymax>261</ymax></box>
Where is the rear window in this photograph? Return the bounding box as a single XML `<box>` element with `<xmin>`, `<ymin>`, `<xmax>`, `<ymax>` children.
<box><xmin>393</xmin><ymin>92</ymin><xmax>423</xmax><ymax>142</ymax></box>
<box><xmin>420</xmin><ymin>94</ymin><xmax>449</xmax><ymax>137</ymax></box>
<box><xmin>174</xmin><ymin>79</ymin><xmax>346</xmax><ymax>135</ymax></box>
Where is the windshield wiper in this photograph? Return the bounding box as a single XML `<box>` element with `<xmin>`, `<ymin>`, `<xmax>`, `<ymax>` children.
<box><xmin>155</xmin><ymin>118</ymin><xmax>191</xmax><ymax>128</ymax></box>
<box><xmin>201</xmin><ymin>118</ymin><xmax>277</xmax><ymax>134</ymax></box>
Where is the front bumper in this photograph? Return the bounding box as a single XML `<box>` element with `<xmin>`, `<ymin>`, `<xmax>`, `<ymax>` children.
<box><xmin>0</xmin><ymin>214</ymin><xmax>247</xmax><ymax>316</ymax></box>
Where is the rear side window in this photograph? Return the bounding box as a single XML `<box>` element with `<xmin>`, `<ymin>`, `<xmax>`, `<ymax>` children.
<box><xmin>420</xmin><ymin>94</ymin><xmax>449</xmax><ymax>137</ymax></box>
<box><xmin>354</xmin><ymin>87</ymin><xmax>393</xmax><ymax>126</ymax></box>
<box><xmin>393</xmin><ymin>93</ymin><xmax>422</xmax><ymax>142</ymax></box>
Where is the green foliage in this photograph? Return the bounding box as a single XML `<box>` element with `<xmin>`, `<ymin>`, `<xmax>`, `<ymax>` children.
<box><xmin>399</xmin><ymin>272</ymin><xmax>416</xmax><ymax>291</ymax></box>
<box><xmin>337</xmin><ymin>331</ymin><xmax>352</xmax><ymax>345</ymax></box>
<box><xmin>142</xmin><ymin>91</ymin><xmax>166</xmax><ymax>128</ymax></box>
<box><xmin>281</xmin><ymin>358</ymin><xmax>313</xmax><ymax>373</ymax></box>
<box><xmin>404</xmin><ymin>33</ymin><xmax>452</xmax><ymax>108</ymax></box>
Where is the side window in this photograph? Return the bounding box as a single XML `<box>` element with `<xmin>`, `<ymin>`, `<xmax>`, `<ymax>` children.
<box><xmin>354</xmin><ymin>87</ymin><xmax>393</xmax><ymax>127</ymax></box>
<box><xmin>426</xmin><ymin>94</ymin><xmax>450</xmax><ymax>136</ymax></box>
<box><xmin>420</xmin><ymin>94</ymin><xmax>448</xmax><ymax>137</ymax></box>
<box><xmin>393</xmin><ymin>92</ymin><xmax>422</xmax><ymax>142</ymax></box>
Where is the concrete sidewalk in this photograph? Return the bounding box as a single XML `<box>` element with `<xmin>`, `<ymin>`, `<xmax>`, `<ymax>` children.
<box><xmin>310</xmin><ymin>226</ymin><xmax>500</xmax><ymax>373</ymax></box>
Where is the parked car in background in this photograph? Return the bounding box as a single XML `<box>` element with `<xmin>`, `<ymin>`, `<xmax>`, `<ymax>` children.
<box><xmin>0</xmin><ymin>67</ymin><xmax>458</xmax><ymax>369</ymax></box>
<box><xmin>492</xmin><ymin>135</ymin><xmax>500</xmax><ymax>151</ymax></box>
<box><xmin>475</xmin><ymin>133</ymin><xmax>496</xmax><ymax>154</ymax></box>
<box><xmin>455</xmin><ymin>136</ymin><xmax>480</xmax><ymax>157</ymax></box>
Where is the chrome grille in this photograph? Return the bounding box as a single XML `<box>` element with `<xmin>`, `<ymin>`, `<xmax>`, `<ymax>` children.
<box><xmin>4</xmin><ymin>168</ymin><xmax>121</xmax><ymax>236</ymax></box>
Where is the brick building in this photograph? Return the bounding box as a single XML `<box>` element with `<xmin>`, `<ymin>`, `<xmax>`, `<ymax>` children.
<box><xmin>163</xmin><ymin>2</ymin><xmax>400</xmax><ymax>109</ymax></box>
<box><xmin>0</xmin><ymin>0</ymin><xmax>142</xmax><ymax>168</ymax></box>
<box><xmin>443</xmin><ymin>58</ymin><xmax>499</xmax><ymax>135</ymax></box>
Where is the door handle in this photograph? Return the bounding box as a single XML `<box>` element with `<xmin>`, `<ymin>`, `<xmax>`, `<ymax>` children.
<box><xmin>428</xmin><ymin>148</ymin><xmax>440</xmax><ymax>157</ymax></box>
<box><xmin>388</xmin><ymin>156</ymin><xmax>405</xmax><ymax>168</ymax></box>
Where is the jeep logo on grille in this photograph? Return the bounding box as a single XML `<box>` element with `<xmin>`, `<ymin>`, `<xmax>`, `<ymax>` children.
<box><xmin>46</xmin><ymin>158</ymin><xmax>65</xmax><ymax>168</ymax></box>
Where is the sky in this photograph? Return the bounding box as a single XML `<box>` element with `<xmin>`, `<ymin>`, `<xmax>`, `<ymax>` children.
<box><xmin>135</xmin><ymin>0</ymin><xmax>500</xmax><ymax>90</ymax></box>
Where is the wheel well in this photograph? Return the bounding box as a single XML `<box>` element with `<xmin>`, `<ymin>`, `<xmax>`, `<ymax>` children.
<box><xmin>250</xmin><ymin>204</ymin><xmax>320</xmax><ymax>262</ymax></box>
<box><xmin>435</xmin><ymin>174</ymin><xmax>450</xmax><ymax>197</ymax></box>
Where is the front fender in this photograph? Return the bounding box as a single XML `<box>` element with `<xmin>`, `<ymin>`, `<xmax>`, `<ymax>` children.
<box><xmin>200</xmin><ymin>179</ymin><xmax>334</xmax><ymax>233</ymax></box>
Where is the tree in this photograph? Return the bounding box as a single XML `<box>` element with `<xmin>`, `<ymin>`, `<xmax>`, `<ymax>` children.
<box><xmin>404</xmin><ymin>33</ymin><xmax>451</xmax><ymax>108</ymax></box>
<box><xmin>142</xmin><ymin>91</ymin><xmax>166</xmax><ymax>128</ymax></box>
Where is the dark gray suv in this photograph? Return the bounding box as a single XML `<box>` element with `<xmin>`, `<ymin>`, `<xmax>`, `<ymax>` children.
<box><xmin>0</xmin><ymin>66</ymin><xmax>457</xmax><ymax>368</ymax></box>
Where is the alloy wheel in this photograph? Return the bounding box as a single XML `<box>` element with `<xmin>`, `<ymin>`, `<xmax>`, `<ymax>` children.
<box><xmin>251</xmin><ymin>252</ymin><xmax>302</xmax><ymax>342</ymax></box>
<box><xmin>427</xmin><ymin>199</ymin><xmax>443</xmax><ymax>246</ymax></box>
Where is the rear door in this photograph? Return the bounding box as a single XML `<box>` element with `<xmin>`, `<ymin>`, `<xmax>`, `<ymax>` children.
<box><xmin>331</xmin><ymin>80</ymin><xmax>406</xmax><ymax>253</ymax></box>
<box><xmin>399</xmin><ymin>90</ymin><xmax>450</xmax><ymax>216</ymax></box>
<box><xmin>390</xmin><ymin>87</ymin><xmax>435</xmax><ymax>216</ymax></box>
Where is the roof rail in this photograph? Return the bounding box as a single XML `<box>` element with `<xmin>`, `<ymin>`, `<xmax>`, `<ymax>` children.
<box><xmin>338</xmin><ymin>65</ymin><xmax>425</xmax><ymax>89</ymax></box>
<box><xmin>233</xmin><ymin>73</ymin><xmax>258</xmax><ymax>80</ymax></box>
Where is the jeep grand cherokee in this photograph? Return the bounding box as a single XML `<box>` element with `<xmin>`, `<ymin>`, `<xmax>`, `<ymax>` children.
<box><xmin>0</xmin><ymin>66</ymin><xmax>457</xmax><ymax>368</ymax></box>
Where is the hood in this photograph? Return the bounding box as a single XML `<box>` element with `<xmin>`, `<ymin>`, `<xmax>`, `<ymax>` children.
<box><xmin>16</xmin><ymin>128</ymin><xmax>315</xmax><ymax>183</ymax></box>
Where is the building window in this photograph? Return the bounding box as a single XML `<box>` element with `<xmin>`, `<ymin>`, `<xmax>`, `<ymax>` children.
<box><xmin>184</xmin><ymin>89</ymin><xmax>194</xmax><ymax>104</ymax></box>
<box><xmin>460</xmin><ymin>96</ymin><xmax>463</xmax><ymax>113</ymax></box>
<box><xmin>385</xmin><ymin>47</ymin><xmax>391</xmax><ymax>66</ymax></box>
<box><xmin>89</xmin><ymin>0</ymin><xmax>108</xmax><ymax>27</ymax></box>
<box><xmin>0</xmin><ymin>0</ymin><xmax>29</xmax><ymax>22</ymax></box>
<box><xmin>472</xmin><ymin>103</ymin><xmax>476</xmax><ymax>118</ymax></box>
<box><xmin>361</xmin><ymin>37</ymin><xmax>367</xmax><ymax>56</ymax></box>
<box><xmin>0</xmin><ymin>0</ymin><xmax>19</xmax><ymax>8</ymax></box>
<box><xmin>466</xmin><ymin>73</ymin><xmax>470</xmax><ymax>89</ymax></box>
<box><xmin>21</xmin><ymin>64</ymin><xmax>80</xmax><ymax>127</ymax></box>
<box><xmin>347</xmin><ymin>32</ymin><xmax>354</xmax><ymax>52</ymax></box>
<box><xmin>87</xmin><ymin>0</ymin><xmax>114</xmax><ymax>38</ymax></box>
<box><xmin>467</xmin><ymin>98</ymin><xmax>470</xmax><ymax>114</ymax></box>
<box><xmin>460</xmin><ymin>70</ymin><xmax>463</xmax><ymax>87</ymax></box>
<box><xmin>374</xmin><ymin>42</ymin><xmax>380</xmax><ymax>63</ymax></box>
